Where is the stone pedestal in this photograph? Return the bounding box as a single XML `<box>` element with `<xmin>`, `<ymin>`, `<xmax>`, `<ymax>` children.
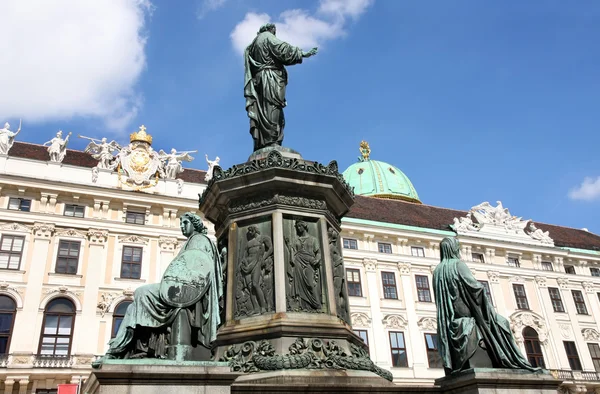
<box><xmin>198</xmin><ymin>148</ymin><xmax>392</xmax><ymax>383</ymax></box>
<box><xmin>435</xmin><ymin>368</ymin><xmax>561</xmax><ymax>394</ymax></box>
<box><xmin>82</xmin><ymin>360</ymin><xmax>239</xmax><ymax>394</ymax></box>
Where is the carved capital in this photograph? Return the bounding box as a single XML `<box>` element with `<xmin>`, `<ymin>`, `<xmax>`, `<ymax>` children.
<box><xmin>557</xmin><ymin>277</ymin><xmax>569</xmax><ymax>289</ymax></box>
<box><xmin>362</xmin><ymin>258</ymin><xmax>377</xmax><ymax>272</ymax></box>
<box><xmin>87</xmin><ymin>228</ymin><xmax>109</xmax><ymax>245</ymax></box>
<box><xmin>534</xmin><ymin>276</ymin><xmax>547</xmax><ymax>287</ymax></box>
<box><xmin>487</xmin><ymin>271</ymin><xmax>499</xmax><ymax>283</ymax></box>
<box><xmin>158</xmin><ymin>236</ymin><xmax>179</xmax><ymax>252</ymax></box>
<box><xmin>398</xmin><ymin>262</ymin><xmax>412</xmax><ymax>275</ymax></box>
<box><xmin>582</xmin><ymin>281</ymin><xmax>595</xmax><ymax>293</ymax></box>
<box><xmin>32</xmin><ymin>222</ymin><xmax>55</xmax><ymax>238</ymax></box>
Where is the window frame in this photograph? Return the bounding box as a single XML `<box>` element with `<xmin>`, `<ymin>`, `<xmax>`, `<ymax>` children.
<box><xmin>572</xmin><ymin>290</ymin><xmax>588</xmax><ymax>315</ymax></box>
<box><xmin>54</xmin><ymin>240</ymin><xmax>81</xmax><ymax>275</ymax></box>
<box><xmin>478</xmin><ymin>280</ymin><xmax>493</xmax><ymax>305</ymax></box>
<box><xmin>125</xmin><ymin>210</ymin><xmax>146</xmax><ymax>225</ymax></box>
<box><xmin>588</xmin><ymin>343</ymin><xmax>600</xmax><ymax>373</ymax></box>
<box><xmin>541</xmin><ymin>261</ymin><xmax>553</xmax><ymax>271</ymax></box>
<box><xmin>381</xmin><ymin>271</ymin><xmax>398</xmax><ymax>300</ymax></box>
<box><xmin>7</xmin><ymin>197</ymin><xmax>31</xmax><ymax>212</ymax></box>
<box><xmin>411</xmin><ymin>246</ymin><xmax>425</xmax><ymax>257</ymax></box>
<box><xmin>523</xmin><ymin>327</ymin><xmax>545</xmax><ymax>368</ymax></box>
<box><xmin>471</xmin><ymin>252</ymin><xmax>485</xmax><ymax>263</ymax></box>
<box><xmin>378</xmin><ymin>242</ymin><xmax>392</xmax><ymax>254</ymax></box>
<box><xmin>63</xmin><ymin>204</ymin><xmax>85</xmax><ymax>218</ymax></box>
<box><xmin>38</xmin><ymin>298</ymin><xmax>76</xmax><ymax>357</ymax></box>
<box><xmin>591</xmin><ymin>268</ymin><xmax>600</xmax><ymax>277</ymax></box>
<box><xmin>389</xmin><ymin>331</ymin><xmax>408</xmax><ymax>367</ymax></box>
<box><xmin>353</xmin><ymin>329</ymin><xmax>369</xmax><ymax>347</ymax></box>
<box><xmin>415</xmin><ymin>275</ymin><xmax>432</xmax><ymax>303</ymax></box>
<box><xmin>120</xmin><ymin>245</ymin><xmax>143</xmax><ymax>280</ymax></box>
<box><xmin>0</xmin><ymin>295</ymin><xmax>17</xmax><ymax>355</ymax></box>
<box><xmin>111</xmin><ymin>300</ymin><xmax>132</xmax><ymax>338</ymax></box>
<box><xmin>346</xmin><ymin>268</ymin><xmax>362</xmax><ymax>297</ymax></box>
<box><xmin>424</xmin><ymin>333</ymin><xmax>443</xmax><ymax>368</ymax></box>
<box><xmin>512</xmin><ymin>283</ymin><xmax>529</xmax><ymax>310</ymax></box>
<box><xmin>564</xmin><ymin>265</ymin><xmax>576</xmax><ymax>275</ymax></box>
<box><xmin>342</xmin><ymin>238</ymin><xmax>358</xmax><ymax>250</ymax></box>
<box><xmin>548</xmin><ymin>287</ymin><xmax>565</xmax><ymax>313</ymax></box>
<box><xmin>507</xmin><ymin>256</ymin><xmax>520</xmax><ymax>268</ymax></box>
<box><xmin>564</xmin><ymin>341</ymin><xmax>583</xmax><ymax>371</ymax></box>
<box><xmin>0</xmin><ymin>234</ymin><xmax>25</xmax><ymax>270</ymax></box>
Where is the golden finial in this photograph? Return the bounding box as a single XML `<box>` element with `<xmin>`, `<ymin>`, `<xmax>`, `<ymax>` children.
<box><xmin>359</xmin><ymin>140</ymin><xmax>371</xmax><ymax>161</ymax></box>
<box><xmin>130</xmin><ymin>124</ymin><xmax>153</xmax><ymax>144</ymax></box>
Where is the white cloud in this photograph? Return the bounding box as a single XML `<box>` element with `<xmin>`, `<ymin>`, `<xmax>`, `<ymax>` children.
<box><xmin>230</xmin><ymin>0</ymin><xmax>373</xmax><ymax>55</ymax></box>
<box><xmin>0</xmin><ymin>0</ymin><xmax>152</xmax><ymax>132</ymax></box>
<box><xmin>569</xmin><ymin>176</ymin><xmax>600</xmax><ymax>201</ymax></box>
<box><xmin>197</xmin><ymin>0</ymin><xmax>227</xmax><ymax>19</ymax></box>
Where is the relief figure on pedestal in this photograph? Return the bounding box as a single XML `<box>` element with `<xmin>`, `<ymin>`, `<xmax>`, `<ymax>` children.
<box><xmin>328</xmin><ymin>226</ymin><xmax>349</xmax><ymax>323</ymax></box>
<box><xmin>238</xmin><ymin>225</ymin><xmax>274</xmax><ymax>316</ymax></box>
<box><xmin>285</xmin><ymin>220</ymin><xmax>322</xmax><ymax>312</ymax></box>
<box><xmin>102</xmin><ymin>212</ymin><xmax>223</xmax><ymax>361</ymax></box>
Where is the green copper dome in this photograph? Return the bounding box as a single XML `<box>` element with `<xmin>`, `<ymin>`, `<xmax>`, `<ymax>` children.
<box><xmin>342</xmin><ymin>141</ymin><xmax>421</xmax><ymax>204</ymax></box>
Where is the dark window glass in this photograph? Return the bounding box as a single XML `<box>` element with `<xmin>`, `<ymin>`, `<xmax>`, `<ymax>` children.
<box><xmin>55</xmin><ymin>240</ymin><xmax>80</xmax><ymax>275</ymax></box>
<box><xmin>591</xmin><ymin>268</ymin><xmax>600</xmax><ymax>277</ymax></box>
<box><xmin>548</xmin><ymin>287</ymin><xmax>565</xmax><ymax>313</ymax></box>
<box><xmin>507</xmin><ymin>257</ymin><xmax>520</xmax><ymax>267</ymax></box>
<box><xmin>572</xmin><ymin>290</ymin><xmax>588</xmax><ymax>315</ymax></box>
<box><xmin>0</xmin><ymin>295</ymin><xmax>16</xmax><ymax>355</ymax></box>
<box><xmin>472</xmin><ymin>253</ymin><xmax>484</xmax><ymax>263</ymax></box>
<box><xmin>541</xmin><ymin>262</ymin><xmax>553</xmax><ymax>271</ymax></box>
<box><xmin>411</xmin><ymin>247</ymin><xmax>425</xmax><ymax>257</ymax></box>
<box><xmin>353</xmin><ymin>329</ymin><xmax>368</xmax><ymax>347</ymax></box>
<box><xmin>478</xmin><ymin>280</ymin><xmax>493</xmax><ymax>305</ymax></box>
<box><xmin>564</xmin><ymin>341</ymin><xmax>582</xmax><ymax>371</ymax></box>
<box><xmin>111</xmin><ymin>301</ymin><xmax>132</xmax><ymax>338</ymax></box>
<box><xmin>0</xmin><ymin>235</ymin><xmax>25</xmax><ymax>270</ymax></box>
<box><xmin>565</xmin><ymin>265</ymin><xmax>576</xmax><ymax>275</ymax></box>
<box><xmin>125</xmin><ymin>211</ymin><xmax>145</xmax><ymax>225</ymax></box>
<box><xmin>381</xmin><ymin>272</ymin><xmax>398</xmax><ymax>299</ymax></box>
<box><xmin>64</xmin><ymin>204</ymin><xmax>85</xmax><ymax>218</ymax></box>
<box><xmin>36</xmin><ymin>390</ymin><xmax>58</xmax><ymax>394</ymax></box>
<box><xmin>39</xmin><ymin>298</ymin><xmax>75</xmax><ymax>356</ymax></box>
<box><xmin>8</xmin><ymin>197</ymin><xmax>31</xmax><ymax>212</ymax></box>
<box><xmin>121</xmin><ymin>246</ymin><xmax>143</xmax><ymax>279</ymax></box>
<box><xmin>523</xmin><ymin>327</ymin><xmax>545</xmax><ymax>368</ymax></box>
<box><xmin>513</xmin><ymin>284</ymin><xmax>529</xmax><ymax>310</ymax></box>
<box><xmin>425</xmin><ymin>333</ymin><xmax>443</xmax><ymax>368</ymax></box>
<box><xmin>389</xmin><ymin>331</ymin><xmax>408</xmax><ymax>367</ymax></box>
<box><xmin>415</xmin><ymin>275</ymin><xmax>431</xmax><ymax>302</ymax></box>
<box><xmin>343</xmin><ymin>238</ymin><xmax>358</xmax><ymax>249</ymax></box>
<box><xmin>346</xmin><ymin>268</ymin><xmax>362</xmax><ymax>297</ymax></box>
<box><xmin>588</xmin><ymin>343</ymin><xmax>600</xmax><ymax>373</ymax></box>
<box><xmin>378</xmin><ymin>242</ymin><xmax>392</xmax><ymax>254</ymax></box>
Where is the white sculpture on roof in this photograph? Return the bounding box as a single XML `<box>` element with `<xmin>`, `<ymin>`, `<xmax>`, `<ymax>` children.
<box><xmin>0</xmin><ymin>120</ymin><xmax>21</xmax><ymax>155</ymax></box>
<box><xmin>44</xmin><ymin>130</ymin><xmax>71</xmax><ymax>163</ymax></box>
<box><xmin>158</xmin><ymin>148</ymin><xmax>196</xmax><ymax>180</ymax></box>
<box><xmin>80</xmin><ymin>135</ymin><xmax>122</xmax><ymax>169</ymax></box>
<box><xmin>205</xmin><ymin>154</ymin><xmax>220</xmax><ymax>182</ymax></box>
<box><xmin>451</xmin><ymin>201</ymin><xmax>554</xmax><ymax>246</ymax></box>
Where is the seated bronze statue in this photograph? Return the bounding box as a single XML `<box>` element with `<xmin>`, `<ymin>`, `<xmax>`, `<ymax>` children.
<box><xmin>433</xmin><ymin>237</ymin><xmax>540</xmax><ymax>375</ymax></box>
<box><xmin>104</xmin><ymin>212</ymin><xmax>223</xmax><ymax>361</ymax></box>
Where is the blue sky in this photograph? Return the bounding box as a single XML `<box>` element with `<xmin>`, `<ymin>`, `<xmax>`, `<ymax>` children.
<box><xmin>2</xmin><ymin>0</ymin><xmax>600</xmax><ymax>233</ymax></box>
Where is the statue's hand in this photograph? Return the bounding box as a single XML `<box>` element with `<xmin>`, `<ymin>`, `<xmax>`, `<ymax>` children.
<box><xmin>302</xmin><ymin>47</ymin><xmax>318</xmax><ymax>58</ymax></box>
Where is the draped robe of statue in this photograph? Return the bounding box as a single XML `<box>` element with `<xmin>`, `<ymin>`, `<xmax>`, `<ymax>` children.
<box><xmin>107</xmin><ymin>231</ymin><xmax>223</xmax><ymax>357</ymax></box>
<box><xmin>433</xmin><ymin>237</ymin><xmax>538</xmax><ymax>375</ymax></box>
<box><xmin>244</xmin><ymin>31</ymin><xmax>304</xmax><ymax>151</ymax></box>
<box><xmin>289</xmin><ymin>234</ymin><xmax>321</xmax><ymax>310</ymax></box>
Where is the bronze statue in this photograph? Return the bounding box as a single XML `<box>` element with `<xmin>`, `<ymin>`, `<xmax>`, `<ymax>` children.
<box><xmin>240</xmin><ymin>225</ymin><xmax>273</xmax><ymax>314</ymax></box>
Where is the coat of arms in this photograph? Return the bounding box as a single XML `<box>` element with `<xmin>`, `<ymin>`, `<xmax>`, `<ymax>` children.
<box><xmin>115</xmin><ymin>125</ymin><xmax>163</xmax><ymax>190</ymax></box>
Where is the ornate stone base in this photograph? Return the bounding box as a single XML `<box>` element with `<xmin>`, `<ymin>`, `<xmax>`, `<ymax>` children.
<box><xmin>435</xmin><ymin>368</ymin><xmax>561</xmax><ymax>394</ymax></box>
<box><xmin>82</xmin><ymin>360</ymin><xmax>239</xmax><ymax>394</ymax></box>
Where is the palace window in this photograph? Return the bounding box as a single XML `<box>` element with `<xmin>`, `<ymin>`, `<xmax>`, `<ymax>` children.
<box><xmin>507</xmin><ymin>257</ymin><xmax>520</xmax><ymax>268</ymax></box>
<box><xmin>125</xmin><ymin>211</ymin><xmax>146</xmax><ymax>225</ymax></box>
<box><xmin>564</xmin><ymin>265</ymin><xmax>576</xmax><ymax>275</ymax></box>
<box><xmin>572</xmin><ymin>290</ymin><xmax>588</xmax><ymax>315</ymax></box>
<box><xmin>588</xmin><ymin>343</ymin><xmax>600</xmax><ymax>373</ymax></box>
<box><xmin>564</xmin><ymin>341</ymin><xmax>582</xmax><ymax>371</ymax></box>
<box><xmin>39</xmin><ymin>298</ymin><xmax>75</xmax><ymax>356</ymax></box>
<box><xmin>353</xmin><ymin>330</ymin><xmax>368</xmax><ymax>347</ymax></box>
<box><xmin>36</xmin><ymin>390</ymin><xmax>58</xmax><ymax>394</ymax></box>
<box><xmin>478</xmin><ymin>280</ymin><xmax>493</xmax><ymax>305</ymax></box>
<box><xmin>512</xmin><ymin>284</ymin><xmax>529</xmax><ymax>310</ymax></box>
<box><xmin>346</xmin><ymin>269</ymin><xmax>362</xmax><ymax>297</ymax></box>
<box><xmin>541</xmin><ymin>261</ymin><xmax>553</xmax><ymax>271</ymax></box>
<box><xmin>64</xmin><ymin>204</ymin><xmax>85</xmax><ymax>218</ymax></box>
<box><xmin>389</xmin><ymin>331</ymin><xmax>408</xmax><ymax>367</ymax></box>
<box><xmin>381</xmin><ymin>271</ymin><xmax>398</xmax><ymax>299</ymax></box>
<box><xmin>591</xmin><ymin>268</ymin><xmax>600</xmax><ymax>277</ymax></box>
<box><xmin>343</xmin><ymin>238</ymin><xmax>358</xmax><ymax>250</ymax></box>
<box><xmin>0</xmin><ymin>235</ymin><xmax>24</xmax><ymax>270</ymax></box>
<box><xmin>55</xmin><ymin>240</ymin><xmax>81</xmax><ymax>275</ymax></box>
<box><xmin>415</xmin><ymin>275</ymin><xmax>432</xmax><ymax>302</ymax></box>
<box><xmin>425</xmin><ymin>333</ymin><xmax>443</xmax><ymax>368</ymax></box>
<box><xmin>548</xmin><ymin>287</ymin><xmax>565</xmax><ymax>313</ymax></box>
<box><xmin>378</xmin><ymin>242</ymin><xmax>392</xmax><ymax>254</ymax></box>
<box><xmin>0</xmin><ymin>296</ymin><xmax>16</xmax><ymax>355</ymax></box>
<box><xmin>8</xmin><ymin>197</ymin><xmax>31</xmax><ymax>212</ymax></box>
<box><xmin>523</xmin><ymin>327</ymin><xmax>545</xmax><ymax>368</ymax></box>
<box><xmin>411</xmin><ymin>247</ymin><xmax>425</xmax><ymax>257</ymax></box>
<box><xmin>112</xmin><ymin>301</ymin><xmax>132</xmax><ymax>338</ymax></box>
<box><xmin>472</xmin><ymin>253</ymin><xmax>485</xmax><ymax>263</ymax></box>
<box><xmin>121</xmin><ymin>246</ymin><xmax>143</xmax><ymax>279</ymax></box>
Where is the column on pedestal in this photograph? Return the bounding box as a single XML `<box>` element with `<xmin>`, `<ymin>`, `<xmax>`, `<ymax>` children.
<box><xmin>2</xmin><ymin>379</ymin><xmax>14</xmax><ymax>394</ymax></box>
<box><xmin>17</xmin><ymin>379</ymin><xmax>29</xmax><ymax>394</ymax></box>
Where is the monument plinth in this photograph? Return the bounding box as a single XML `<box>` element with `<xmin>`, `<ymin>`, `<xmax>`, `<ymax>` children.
<box><xmin>199</xmin><ymin>148</ymin><xmax>394</xmax><ymax>386</ymax></box>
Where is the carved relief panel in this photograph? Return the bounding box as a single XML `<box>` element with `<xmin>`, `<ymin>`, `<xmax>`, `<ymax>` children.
<box><xmin>327</xmin><ymin>225</ymin><xmax>349</xmax><ymax>324</ymax></box>
<box><xmin>283</xmin><ymin>215</ymin><xmax>326</xmax><ymax>313</ymax></box>
<box><xmin>233</xmin><ymin>217</ymin><xmax>274</xmax><ymax>318</ymax></box>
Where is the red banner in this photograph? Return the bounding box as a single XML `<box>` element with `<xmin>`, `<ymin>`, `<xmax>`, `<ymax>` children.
<box><xmin>57</xmin><ymin>384</ymin><xmax>78</xmax><ymax>394</ymax></box>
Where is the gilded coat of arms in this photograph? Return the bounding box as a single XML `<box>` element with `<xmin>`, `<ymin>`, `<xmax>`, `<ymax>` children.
<box><xmin>115</xmin><ymin>125</ymin><xmax>163</xmax><ymax>190</ymax></box>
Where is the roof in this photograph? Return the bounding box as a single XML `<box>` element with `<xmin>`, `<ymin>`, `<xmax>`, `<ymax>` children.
<box><xmin>347</xmin><ymin>195</ymin><xmax>600</xmax><ymax>252</ymax></box>
<box><xmin>7</xmin><ymin>142</ymin><xmax>207</xmax><ymax>183</ymax></box>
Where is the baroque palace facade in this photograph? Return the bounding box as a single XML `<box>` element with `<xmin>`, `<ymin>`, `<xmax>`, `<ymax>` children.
<box><xmin>0</xmin><ymin>133</ymin><xmax>599</xmax><ymax>393</ymax></box>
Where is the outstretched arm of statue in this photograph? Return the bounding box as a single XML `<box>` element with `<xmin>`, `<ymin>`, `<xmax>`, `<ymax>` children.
<box><xmin>302</xmin><ymin>47</ymin><xmax>318</xmax><ymax>58</ymax></box>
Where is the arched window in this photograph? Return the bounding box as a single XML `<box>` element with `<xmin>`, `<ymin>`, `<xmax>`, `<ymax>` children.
<box><xmin>523</xmin><ymin>327</ymin><xmax>545</xmax><ymax>368</ymax></box>
<box><xmin>0</xmin><ymin>295</ymin><xmax>16</xmax><ymax>355</ymax></box>
<box><xmin>39</xmin><ymin>298</ymin><xmax>75</xmax><ymax>357</ymax></box>
<box><xmin>111</xmin><ymin>301</ymin><xmax>132</xmax><ymax>338</ymax></box>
